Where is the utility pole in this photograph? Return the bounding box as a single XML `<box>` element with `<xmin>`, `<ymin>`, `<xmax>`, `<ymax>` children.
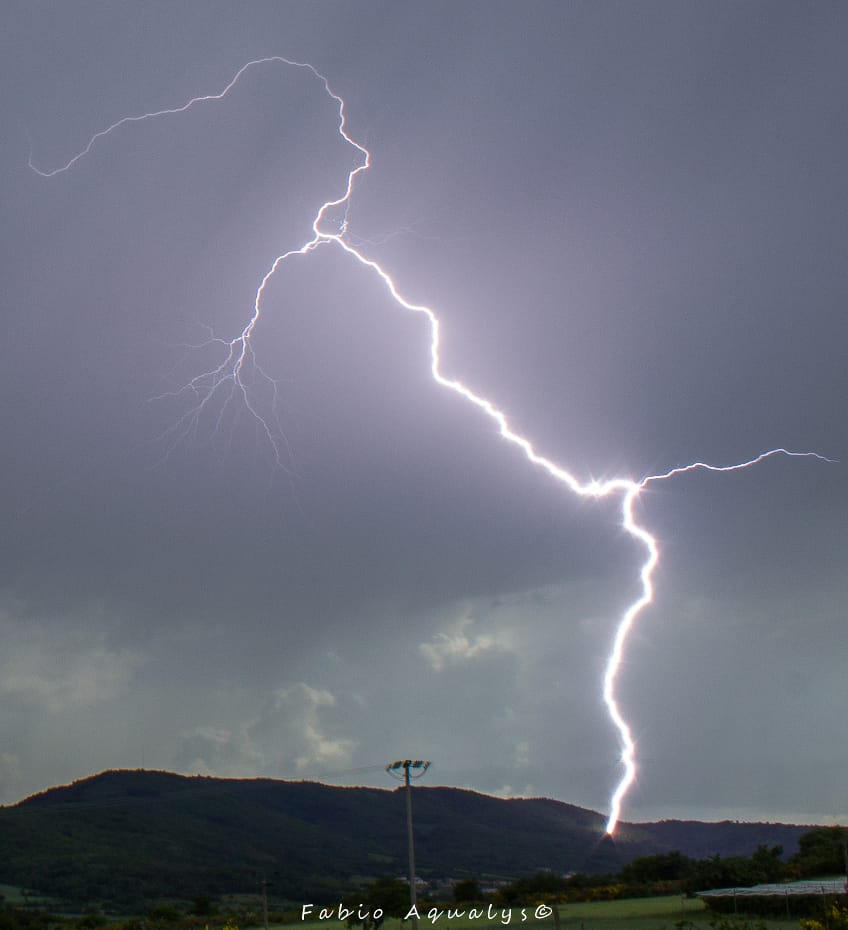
<box><xmin>386</xmin><ymin>760</ymin><xmax>430</xmax><ymax>930</ymax></box>
<box><xmin>260</xmin><ymin>874</ymin><xmax>269</xmax><ymax>930</ymax></box>
<box><xmin>843</xmin><ymin>842</ymin><xmax>848</xmax><ymax>894</ymax></box>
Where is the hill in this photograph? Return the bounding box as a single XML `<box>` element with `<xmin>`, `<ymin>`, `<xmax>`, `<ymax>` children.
<box><xmin>0</xmin><ymin>769</ymin><xmax>813</xmax><ymax>911</ymax></box>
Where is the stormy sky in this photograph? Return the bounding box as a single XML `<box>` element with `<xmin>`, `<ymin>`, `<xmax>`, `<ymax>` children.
<box><xmin>1</xmin><ymin>1</ymin><xmax>846</xmax><ymax>826</ymax></box>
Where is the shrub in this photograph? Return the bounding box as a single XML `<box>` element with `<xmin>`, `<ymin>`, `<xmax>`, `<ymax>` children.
<box><xmin>801</xmin><ymin>902</ymin><xmax>848</xmax><ymax>930</ymax></box>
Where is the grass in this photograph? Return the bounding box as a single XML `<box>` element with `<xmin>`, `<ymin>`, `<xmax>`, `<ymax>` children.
<box><xmin>553</xmin><ymin>894</ymin><xmax>800</xmax><ymax>929</ymax></box>
<box><xmin>0</xmin><ymin>882</ymin><xmax>57</xmax><ymax>907</ymax></box>
<box><xmin>558</xmin><ymin>895</ymin><xmax>706</xmax><ymax>928</ymax></box>
<box><xmin>292</xmin><ymin>896</ymin><xmax>803</xmax><ymax>930</ymax></box>
<box><xmin>0</xmin><ymin>890</ymin><xmax>806</xmax><ymax>930</ymax></box>
<box><xmin>0</xmin><ymin>884</ymin><xmax>26</xmax><ymax>905</ymax></box>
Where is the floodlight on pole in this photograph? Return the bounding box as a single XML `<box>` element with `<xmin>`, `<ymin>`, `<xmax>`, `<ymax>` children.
<box><xmin>386</xmin><ymin>760</ymin><xmax>430</xmax><ymax>930</ymax></box>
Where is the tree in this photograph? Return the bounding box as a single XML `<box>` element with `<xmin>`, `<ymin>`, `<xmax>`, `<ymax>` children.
<box><xmin>453</xmin><ymin>879</ymin><xmax>482</xmax><ymax>903</ymax></box>
<box><xmin>620</xmin><ymin>851</ymin><xmax>694</xmax><ymax>884</ymax></box>
<box><xmin>146</xmin><ymin>902</ymin><xmax>181</xmax><ymax>923</ymax></box>
<box><xmin>791</xmin><ymin>828</ymin><xmax>848</xmax><ymax>878</ymax></box>
<box><xmin>345</xmin><ymin>877</ymin><xmax>410</xmax><ymax>930</ymax></box>
<box><xmin>684</xmin><ymin>854</ymin><xmax>758</xmax><ymax>892</ymax></box>
<box><xmin>191</xmin><ymin>893</ymin><xmax>216</xmax><ymax>916</ymax></box>
<box><xmin>749</xmin><ymin>845</ymin><xmax>785</xmax><ymax>883</ymax></box>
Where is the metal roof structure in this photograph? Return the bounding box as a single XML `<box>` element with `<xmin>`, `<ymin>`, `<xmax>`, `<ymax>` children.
<box><xmin>698</xmin><ymin>879</ymin><xmax>847</xmax><ymax>897</ymax></box>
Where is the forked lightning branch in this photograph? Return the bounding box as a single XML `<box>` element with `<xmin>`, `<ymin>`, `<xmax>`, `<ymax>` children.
<box><xmin>29</xmin><ymin>56</ymin><xmax>831</xmax><ymax>834</ymax></box>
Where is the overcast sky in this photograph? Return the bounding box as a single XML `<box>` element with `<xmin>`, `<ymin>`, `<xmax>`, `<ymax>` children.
<box><xmin>1</xmin><ymin>1</ymin><xmax>846</xmax><ymax>828</ymax></box>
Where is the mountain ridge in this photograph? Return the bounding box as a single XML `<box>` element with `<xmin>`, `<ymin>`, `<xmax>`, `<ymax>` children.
<box><xmin>0</xmin><ymin>769</ymin><xmax>814</xmax><ymax>910</ymax></box>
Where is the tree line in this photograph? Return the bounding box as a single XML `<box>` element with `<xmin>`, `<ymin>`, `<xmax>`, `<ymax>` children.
<box><xmin>486</xmin><ymin>826</ymin><xmax>848</xmax><ymax>904</ymax></box>
<box><xmin>347</xmin><ymin>826</ymin><xmax>848</xmax><ymax>917</ymax></box>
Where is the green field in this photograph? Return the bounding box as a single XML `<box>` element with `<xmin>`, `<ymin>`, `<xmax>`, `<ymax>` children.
<box><xmin>553</xmin><ymin>896</ymin><xmax>797</xmax><ymax>929</ymax></box>
<box><xmin>0</xmin><ymin>890</ymin><xmax>811</xmax><ymax>930</ymax></box>
<box><xmin>294</xmin><ymin>896</ymin><xmax>803</xmax><ymax>930</ymax></box>
<box><xmin>0</xmin><ymin>882</ymin><xmax>57</xmax><ymax>907</ymax></box>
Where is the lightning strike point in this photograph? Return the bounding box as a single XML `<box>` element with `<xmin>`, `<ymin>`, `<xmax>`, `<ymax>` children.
<box><xmin>30</xmin><ymin>57</ymin><xmax>834</xmax><ymax>835</ymax></box>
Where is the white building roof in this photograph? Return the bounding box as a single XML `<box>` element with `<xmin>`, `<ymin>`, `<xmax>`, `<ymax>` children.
<box><xmin>698</xmin><ymin>879</ymin><xmax>846</xmax><ymax>897</ymax></box>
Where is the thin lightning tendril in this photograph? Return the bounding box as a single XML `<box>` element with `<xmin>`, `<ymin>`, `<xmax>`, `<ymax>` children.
<box><xmin>30</xmin><ymin>58</ymin><xmax>834</xmax><ymax>835</ymax></box>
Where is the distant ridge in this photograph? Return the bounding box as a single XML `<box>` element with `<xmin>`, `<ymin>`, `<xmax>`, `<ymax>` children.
<box><xmin>0</xmin><ymin>769</ymin><xmax>813</xmax><ymax>910</ymax></box>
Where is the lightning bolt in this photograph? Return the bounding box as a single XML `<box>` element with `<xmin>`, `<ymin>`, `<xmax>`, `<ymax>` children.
<box><xmin>30</xmin><ymin>58</ymin><xmax>834</xmax><ymax>835</ymax></box>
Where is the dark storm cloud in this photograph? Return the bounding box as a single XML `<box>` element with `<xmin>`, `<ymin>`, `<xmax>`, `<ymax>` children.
<box><xmin>0</xmin><ymin>1</ymin><xmax>845</xmax><ymax>823</ymax></box>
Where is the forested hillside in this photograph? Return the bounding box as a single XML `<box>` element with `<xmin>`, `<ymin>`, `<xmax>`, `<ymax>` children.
<box><xmin>0</xmin><ymin>770</ymin><xmax>814</xmax><ymax>911</ymax></box>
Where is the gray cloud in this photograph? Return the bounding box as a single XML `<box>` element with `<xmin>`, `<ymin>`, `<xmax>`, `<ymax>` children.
<box><xmin>0</xmin><ymin>1</ymin><xmax>845</xmax><ymax>825</ymax></box>
<box><xmin>0</xmin><ymin>599</ymin><xmax>143</xmax><ymax>714</ymax></box>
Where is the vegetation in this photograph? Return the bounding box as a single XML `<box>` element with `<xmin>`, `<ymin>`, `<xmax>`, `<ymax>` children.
<box><xmin>476</xmin><ymin>837</ymin><xmax>846</xmax><ymax>923</ymax></box>
<box><xmin>453</xmin><ymin>879</ymin><xmax>482</xmax><ymax>903</ymax></box>
<box><xmin>0</xmin><ymin>770</ymin><xmax>837</xmax><ymax>917</ymax></box>
<box><xmin>791</xmin><ymin>830</ymin><xmax>848</xmax><ymax>880</ymax></box>
<box><xmin>0</xmin><ymin>892</ymin><xmax>841</xmax><ymax>930</ymax></box>
<box><xmin>484</xmin><ymin>845</ymin><xmax>790</xmax><ymax>906</ymax></box>
<box><xmin>801</xmin><ymin>902</ymin><xmax>848</xmax><ymax>930</ymax></box>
